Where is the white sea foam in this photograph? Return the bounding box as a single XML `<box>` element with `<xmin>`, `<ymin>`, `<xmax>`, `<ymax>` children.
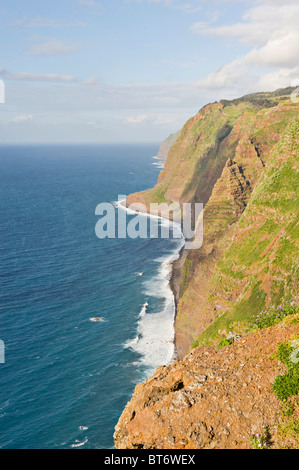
<box><xmin>139</xmin><ymin>301</ymin><xmax>148</xmax><ymax>317</ymax></box>
<box><xmin>70</xmin><ymin>437</ymin><xmax>88</xmax><ymax>448</ymax></box>
<box><xmin>126</xmin><ymin>240</ymin><xmax>185</xmax><ymax>375</ymax></box>
<box><xmin>152</xmin><ymin>162</ymin><xmax>164</xmax><ymax>168</ymax></box>
<box><xmin>115</xmin><ymin>196</ymin><xmax>185</xmax><ymax>375</ymax></box>
<box><xmin>114</xmin><ymin>198</ymin><xmax>162</xmax><ymax>221</ymax></box>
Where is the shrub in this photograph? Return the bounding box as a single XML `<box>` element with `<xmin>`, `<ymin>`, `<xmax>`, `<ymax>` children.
<box><xmin>273</xmin><ymin>341</ymin><xmax>299</xmax><ymax>400</ymax></box>
<box><xmin>217</xmin><ymin>331</ymin><xmax>240</xmax><ymax>349</ymax></box>
<box><xmin>217</xmin><ymin>338</ymin><xmax>233</xmax><ymax>349</ymax></box>
<box><xmin>273</xmin><ymin>373</ymin><xmax>299</xmax><ymax>401</ymax></box>
<box><xmin>250</xmin><ymin>301</ymin><xmax>298</xmax><ymax>330</ymax></box>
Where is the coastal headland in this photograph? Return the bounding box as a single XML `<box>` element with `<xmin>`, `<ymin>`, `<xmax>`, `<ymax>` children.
<box><xmin>114</xmin><ymin>87</ymin><xmax>299</xmax><ymax>449</ymax></box>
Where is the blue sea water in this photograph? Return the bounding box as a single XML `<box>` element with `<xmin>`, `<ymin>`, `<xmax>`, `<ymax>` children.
<box><xmin>0</xmin><ymin>144</ymin><xmax>183</xmax><ymax>449</ymax></box>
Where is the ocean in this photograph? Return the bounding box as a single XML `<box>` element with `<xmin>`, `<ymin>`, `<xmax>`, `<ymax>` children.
<box><xmin>0</xmin><ymin>144</ymin><xmax>184</xmax><ymax>449</ymax></box>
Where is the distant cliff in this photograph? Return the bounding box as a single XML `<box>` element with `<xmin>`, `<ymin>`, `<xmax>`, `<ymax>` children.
<box><xmin>156</xmin><ymin>130</ymin><xmax>181</xmax><ymax>160</ymax></box>
<box><xmin>115</xmin><ymin>87</ymin><xmax>299</xmax><ymax>449</ymax></box>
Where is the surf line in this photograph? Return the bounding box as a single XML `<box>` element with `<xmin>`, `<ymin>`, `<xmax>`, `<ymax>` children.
<box><xmin>96</xmin><ymin>195</ymin><xmax>202</xmax><ymax>251</ymax></box>
<box><xmin>111</xmin><ymin>196</ymin><xmax>184</xmax><ymax>242</ymax></box>
<box><xmin>117</xmin><ymin>196</ymin><xmax>185</xmax><ymax>369</ymax></box>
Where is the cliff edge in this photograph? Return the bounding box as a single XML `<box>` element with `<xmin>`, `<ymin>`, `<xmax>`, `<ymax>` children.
<box><xmin>114</xmin><ymin>316</ymin><xmax>299</xmax><ymax>449</ymax></box>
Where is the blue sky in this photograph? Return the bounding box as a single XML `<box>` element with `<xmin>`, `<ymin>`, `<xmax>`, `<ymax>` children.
<box><xmin>0</xmin><ymin>0</ymin><xmax>298</xmax><ymax>143</ymax></box>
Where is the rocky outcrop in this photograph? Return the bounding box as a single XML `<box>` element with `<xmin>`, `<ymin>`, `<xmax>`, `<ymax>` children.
<box><xmin>114</xmin><ymin>317</ymin><xmax>299</xmax><ymax>449</ymax></box>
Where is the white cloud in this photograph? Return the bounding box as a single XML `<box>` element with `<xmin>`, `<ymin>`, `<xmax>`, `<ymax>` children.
<box><xmin>257</xmin><ymin>67</ymin><xmax>299</xmax><ymax>91</ymax></box>
<box><xmin>120</xmin><ymin>111</ymin><xmax>182</xmax><ymax>128</ymax></box>
<box><xmin>263</xmin><ymin>0</ymin><xmax>299</xmax><ymax>4</ymax></box>
<box><xmin>77</xmin><ymin>0</ymin><xmax>102</xmax><ymax>9</ymax></box>
<box><xmin>0</xmin><ymin>68</ymin><xmax>78</xmax><ymax>83</ymax></box>
<box><xmin>13</xmin><ymin>17</ymin><xmax>87</xmax><ymax>28</ymax></box>
<box><xmin>128</xmin><ymin>0</ymin><xmax>202</xmax><ymax>12</ymax></box>
<box><xmin>174</xmin><ymin>2</ymin><xmax>202</xmax><ymax>13</ymax></box>
<box><xmin>244</xmin><ymin>32</ymin><xmax>299</xmax><ymax>68</ymax></box>
<box><xmin>196</xmin><ymin>59</ymin><xmax>251</xmax><ymax>90</ymax></box>
<box><xmin>124</xmin><ymin>114</ymin><xmax>149</xmax><ymax>124</ymax></box>
<box><xmin>77</xmin><ymin>0</ymin><xmax>97</xmax><ymax>4</ymax></box>
<box><xmin>9</xmin><ymin>114</ymin><xmax>33</xmax><ymax>125</ymax></box>
<box><xmin>86</xmin><ymin>120</ymin><xmax>103</xmax><ymax>129</ymax></box>
<box><xmin>190</xmin><ymin>3</ymin><xmax>299</xmax><ymax>46</ymax></box>
<box><xmin>192</xmin><ymin>1</ymin><xmax>299</xmax><ymax>93</ymax></box>
<box><xmin>25</xmin><ymin>38</ymin><xmax>79</xmax><ymax>56</ymax></box>
<box><xmin>83</xmin><ymin>76</ymin><xmax>101</xmax><ymax>86</ymax></box>
<box><xmin>153</xmin><ymin>96</ymin><xmax>180</xmax><ymax>104</ymax></box>
<box><xmin>152</xmin><ymin>113</ymin><xmax>180</xmax><ymax>126</ymax></box>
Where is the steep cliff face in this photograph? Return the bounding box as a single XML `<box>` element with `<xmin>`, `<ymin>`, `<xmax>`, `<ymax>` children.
<box><xmin>176</xmin><ymin>107</ymin><xmax>299</xmax><ymax>357</ymax></box>
<box><xmin>116</xmin><ymin>88</ymin><xmax>299</xmax><ymax>449</ymax></box>
<box><xmin>126</xmin><ymin>89</ymin><xmax>298</xmax><ymax>357</ymax></box>
<box><xmin>127</xmin><ymin>101</ymin><xmax>242</xmax><ymax>208</ymax></box>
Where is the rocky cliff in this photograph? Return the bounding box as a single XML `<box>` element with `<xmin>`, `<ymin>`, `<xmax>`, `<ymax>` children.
<box><xmin>114</xmin><ymin>316</ymin><xmax>299</xmax><ymax>449</ymax></box>
<box><xmin>115</xmin><ymin>87</ymin><xmax>299</xmax><ymax>449</ymax></box>
<box><xmin>175</xmin><ymin>102</ymin><xmax>299</xmax><ymax>357</ymax></box>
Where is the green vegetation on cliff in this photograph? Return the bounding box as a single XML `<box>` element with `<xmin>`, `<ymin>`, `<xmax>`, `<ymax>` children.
<box><xmin>194</xmin><ymin>118</ymin><xmax>299</xmax><ymax>348</ymax></box>
<box><xmin>273</xmin><ymin>339</ymin><xmax>299</xmax><ymax>400</ymax></box>
<box><xmin>116</xmin><ymin>87</ymin><xmax>299</xmax><ymax>451</ymax></box>
<box><xmin>116</xmin><ymin>87</ymin><xmax>299</xmax><ymax>450</ymax></box>
<box><xmin>126</xmin><ymin>87</ymin><xmax>299</xmax><ymax>359</ymax></box>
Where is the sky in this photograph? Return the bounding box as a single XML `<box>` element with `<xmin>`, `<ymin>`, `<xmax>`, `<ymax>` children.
<box><xmin>0</xmin><ymin>0</ymin><xmax>298</xmax><ymax>144</ymax></box>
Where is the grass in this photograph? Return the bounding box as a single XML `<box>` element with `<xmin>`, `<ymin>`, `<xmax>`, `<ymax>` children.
<box><xmin>181</xmin><ymin>258</ymin><xmax>192</xmax><ymax>295</ymax></box>
<box><xmin>250</xmin><ymin>301</ymin><xmax>299</xmax><ymax>330</ymax></box>
<box><xmin>193</xmin><ymin>279</ymin><xmax>267</xmax><ymax>347</ymax></box>
<box><xmin>192</xmin><ymin>119</ymin><xmax>299</xmax><ymax>349</ymax></box>
<box><xmin>148</xmin><ymin>183</ymin><xmax>169</xmax><ymax>204</ymax></box>
<box><xmin>276</xmin><ymin>408</ymin><xmax>299</xmax><ymax>448</ymax></box>
<box><xmin>272</xmin><ymin>339</ymin><xmax>299</xmax><ymax>401</ymax></box>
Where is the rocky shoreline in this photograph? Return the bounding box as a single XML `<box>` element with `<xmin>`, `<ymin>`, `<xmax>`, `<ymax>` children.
<box><xmin>169</xmin><ymin>245</ymin><xmax>187</xmax><ymax>358</ymax></box>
